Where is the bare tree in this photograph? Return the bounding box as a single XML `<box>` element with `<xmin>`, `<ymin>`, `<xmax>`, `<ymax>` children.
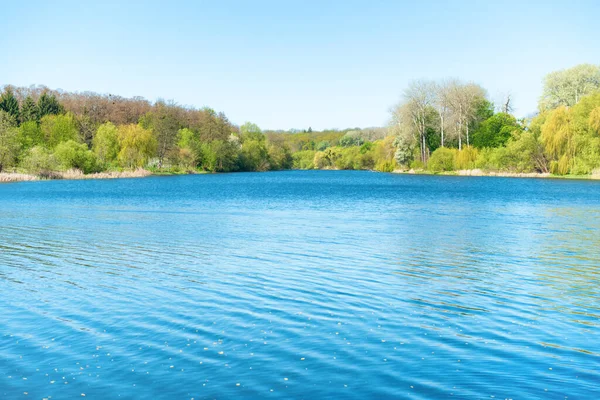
<box><xmin>401</xmin><ymin>80</ymin><xmax>436</xmax><ymax>164</ymax></box>
<box><xmin>447</xmin><ymin>81</ymin><xmax>486</xmax><ymax>149</ymax></box>
<box><xmin>434</xmin><ymin>80</ymin><xmax>452</xmax><ymax>147</ymax></box>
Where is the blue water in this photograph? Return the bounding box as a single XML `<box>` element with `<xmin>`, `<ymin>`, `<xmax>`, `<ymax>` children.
<box><xmin>1</xmin><ymin>171</ymin><xmax>599</xmax><ymax>399</ymax></box>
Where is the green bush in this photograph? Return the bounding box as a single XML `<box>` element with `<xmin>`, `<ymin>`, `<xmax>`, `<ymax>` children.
<box><xmin>20</xmin><ymin>146</ymin><xmax>58</xmax><ymax>173</ymax></box>
<box><xmin>54</xmin><ymin>140</ymin><xmax>99</xmax><ymax>173</ymax></box>
<box><xmin>292</xmin><ymin>150</ymin><xmax>315</xmax><ymax>169</ymax></box>
<box><xmin>454</xmin><ymin>146</ymin><xmax>479</xmax><ymax>170</ymax></box>
<box><xmin>427</xmin><ymin>147</ymin><xmax>456</xmax><ymax>172</ymax></box>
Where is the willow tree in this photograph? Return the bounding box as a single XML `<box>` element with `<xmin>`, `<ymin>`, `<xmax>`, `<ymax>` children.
<box><xmin>117</xmin><ymin>124</ymin><xmax>156</xmax><ymax>168</ymax></box>
<box><xmin>590</xmin><ymin>107</ymin><xmax>600</xmax><ymax>134</ymax></box>
<box><xmin>541</xmin><ymin>107</ymin><xmax>575</xmax><ymax>174</ymax></box>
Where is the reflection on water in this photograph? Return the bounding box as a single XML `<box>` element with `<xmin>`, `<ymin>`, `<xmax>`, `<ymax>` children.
<box><xmin>1</xmin><ymin>171</ymin><xmax>599</xmax><ymax>399</ymax></box>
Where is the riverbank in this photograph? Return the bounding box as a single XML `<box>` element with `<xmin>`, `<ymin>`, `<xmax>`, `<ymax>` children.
<box><xmin>0</xmin><ymin>169</ymin><xmax>152</xmax><ymax>183</ymax></box>
<box><xmin>2</xmin><ymin>167</ymin><xmax>600</xmax><ymax>184</ymax></box>
<box><xmin>393</xmin><ymin>168</ymin><xmax>600</xmax><ymax>180</ymax></box>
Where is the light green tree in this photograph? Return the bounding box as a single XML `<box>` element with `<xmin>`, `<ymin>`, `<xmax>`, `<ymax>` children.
<box><xmin>41</xmin><ymin>113</ymin><xmax>80</xmax><ymax>147</ymax></box>
<box><xmin>539</xmin><ymin>64</ymin><xmax>600</xmax><ymax>110</ymax></box>
<box><xmin>0</xmin><ymin>111</ymin><xmax>20</xmax><ymax>171</ymax></box>
<box><xmin>18</xmin><ymin>121</ymin><xmax>44</xmax><ymax>150</ymax></box>
<box><xmin>54</xmin><ymin>140</ymin><xmax>99</xmax><ymax>173</ymax></box>
<box><xmin>117</xmin><ymin>124</ymin><xmax>157</xmax><ymax>168</ymax></box>
<box><xmin>93</xmin><ymin>122</ymin><xmax>120</xmax><ymax>166</ymax></box>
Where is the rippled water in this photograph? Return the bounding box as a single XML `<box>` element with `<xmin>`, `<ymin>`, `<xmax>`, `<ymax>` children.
<box><xmin>1</xmin><ymin>171</ymin><xmax>599</xmax><ymax>399</ymax></box>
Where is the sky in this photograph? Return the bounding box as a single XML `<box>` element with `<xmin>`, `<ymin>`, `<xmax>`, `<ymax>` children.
<box><xmin>1</xmin><ymin>0</ymin><xmax>599</xmax><ymax>130</ymax></box>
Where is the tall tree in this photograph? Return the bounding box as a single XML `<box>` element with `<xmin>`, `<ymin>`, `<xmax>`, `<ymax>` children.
<box><xmin>434</xmin><ymin>81</ymin><xmax>452</xmax><ymax>147</ymax></box>
<box><xmin>0</xmin><ymin>89</ymin><xmax>20</xmax><ymax>124</ymax></box>
<box><xmin>38</xmin><ymin>92</ymin><xmax>62</xmax><ymax>117</ymax></box>
<box><xmin>539</xmin><ymin>64</ymin><xmax>600</xmax><ymax>110</ymax></box>
<box><xmin>20</xmin><ymin>96</ymin><xmax>39</xmax><ymax>124</ymax></box>
<box><xmin>447</xmin><ymin>81</ymin><xmax>487</xmax><ymax>149</ymax></box>
<box><xmin>0</xmin><ymin>111</ymin><xmax>20</xmax><ymax>172</ymax></box>
<box><xmin>401</xmin><ymin>80</ymin><xmax>436</xmax><ymax>164</ymax></box>
<box><xmin>140</xmin><ymin>101</ymin><xmax>181</xmax><ymax>168</ymax></box>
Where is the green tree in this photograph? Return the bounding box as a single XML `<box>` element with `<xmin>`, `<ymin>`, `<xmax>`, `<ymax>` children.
<box><xmin>117</xmin><ymin>124</ymin><xmax>157</xmax><ymax>168</ymax></box>
<box><xmin>198</xmin><ymin>140</ymin><xmax>239</xmax><ymax>172</ymax></box>
<box><xmin>540</xmin><ymin>64</ymin><xmax>600</xmax><ymax>110</ymax></box>
<box><xmin>20</xmin><ymin>96</ymin><xmax>39</xmax><ymax>124</ymax></box>
<box><xmin>240</xmin><ymin>122</ymin><xmax>264</xmax><ymax>142</ymax></box>
<box><xmin>141</xmin><ymin>102</ymin><xmax>181</xmax><ymax>167</ymax></box>
<box><xmin>93</xmin><ymin>122</ymin><xmax>120</xmax><ymax>166</ymax></box>
<box><xmin>54</xmin><ymin>140</ymin><xmax>99</xmax><ymax>173</ymax></box>
<box><xmin>20</xmin><ymin>146</ymin><xmax>58</xmax><ymax>173</ymax></box>
<box><xmin>18</xmin><ymin>121</ymin><xmax>44</xmax><ymax>150</ymax></box>
<box><xmin>427</xmin><ymin>147</ymin><xmax>455</xmax><ymax>172</ymax></box>
<box><xmin>0</xmin><ymin>89</ymin><xmax>20</xmax><ymax>124</ymax></box>
<box><xmin>41</xmin><ymin>113</ymin><xmax>80</xmax><ymax>147</ymax></box>
<box><xmin>0</xmin><ymin>111</ymin><xmax>20</xmax><ymax>171</ymax></box>
<box><xmin>267</xmin><ymin>142</ymin><xmax>293</xmax><ymax>170</ymax></box>
<box><xmin>472</xmin><ymin>113</ymin><xmax>521</xmax><ymax>148</ymax></box>
<box><xmin>239</xmin><ymin>139</ymin><xmax>269</xmax><ymax>171</ymax></box>
<box><xmin>38</xmin><ymin>92</ymin><xmax>62</xmax><ymax>117</ymax></box>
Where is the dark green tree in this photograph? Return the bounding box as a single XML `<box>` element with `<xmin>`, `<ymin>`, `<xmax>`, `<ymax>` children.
<box><xmin>38</xmin><ymin>92</ymin><xmax>62</xmax><ymax>117</ymax></box>
<box><xmin>472</xmin><ymin>113</ymin><xmax>521</xmax><ymax>148</ymax></box>
<box><xmin>20</xmin><ymin>96</ymin><xmax>39</xmax><ymax>123</ymax></box>
<box><xmin>0</xmin><ymin>89</ymin><xmax>20</xmax><ymax>124</ymax></box>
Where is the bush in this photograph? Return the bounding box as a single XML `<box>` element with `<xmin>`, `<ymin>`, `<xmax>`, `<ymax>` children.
<box><xmin>20</xmin><ymin>146</ymin><xmax>58</xmax><ymax>173</ymax></box>
<box><xmin>454</xmin><ymin>146</ymin><xmax>479</xmax><ymax>170</ymax></box>
<box><xmin>292</xmin><ymin>150</ymin><xmax>315</xmax><ymax>169</ymax></box>
<box><xmin>427</xmin><ymin>147</ymin><xmax>456</xmax><ymax>172</ymax></box>
<box><xmin>54</xmin><ymin>140</ymin><xmax>99</xmax><ymax>173</ymax></box>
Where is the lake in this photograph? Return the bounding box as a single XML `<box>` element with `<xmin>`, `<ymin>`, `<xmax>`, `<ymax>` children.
<box><xmin>1</xmin><ymin>170</ymin><xmax>599</xmax><ymax>399</ymax></box>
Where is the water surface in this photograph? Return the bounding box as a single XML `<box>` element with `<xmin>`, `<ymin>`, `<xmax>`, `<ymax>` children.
<box><xmin>1</xmin><ymin>171</ymin><xmax>599</xmax><ymax>399</ymax></box>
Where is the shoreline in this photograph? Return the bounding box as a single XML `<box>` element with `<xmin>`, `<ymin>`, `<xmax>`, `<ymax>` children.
<box><xmin>391</xmin><ymin>168</ymin><xmax>600</xmax><ymax>180</ymax></box>
<box><xmin>0</xmin><ymin>169</ymin><xmax>152</xmax><ymax>183</ymax></box>
<box><xmin>1</xmin><ymin>168</ymin><xmax>600</xmax><ymax>184</ymax></box>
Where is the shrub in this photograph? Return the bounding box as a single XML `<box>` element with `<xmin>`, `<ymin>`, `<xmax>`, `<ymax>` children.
<box><xmin>454</xmin><ymin>146</ymin><xmax>479</xmax><ymax>170</ymax></box>
<box><xmin>427</xmin><ymin>147</ymin><xmax>456</xmax><ymax>172</ymax></box>
<box><xmin>292</xmin><ymin>150</ymin><xmax>315</xmax><ymax>169</ymax></box>
<box><xmin>20</xmin><ymin>146</ymin><xmax>58</xmax><ymax>173</ymax></box>
<box><xmin>54</xmin><ymin>140</ymin><xmax>99</xmax><ymax>173</ymax></box>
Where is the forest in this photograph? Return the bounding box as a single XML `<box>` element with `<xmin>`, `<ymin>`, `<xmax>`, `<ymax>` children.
<box><xmin>0</xmin><ymin>63</ymin><xmax>599</xmax><ymax>178</ymax></box>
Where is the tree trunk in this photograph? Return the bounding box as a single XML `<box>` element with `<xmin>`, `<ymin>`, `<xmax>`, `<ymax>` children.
<box><xmin>439</xmin><ymin>112</ymin><xmax>445</xmax><ymax>147</ymax></box>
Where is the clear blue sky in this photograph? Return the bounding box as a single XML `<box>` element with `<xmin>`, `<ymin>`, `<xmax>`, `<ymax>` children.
<box><xmin>1</xmin><ymin>0</ymin><xmax>598</xmax><ymax>130</ymax></box>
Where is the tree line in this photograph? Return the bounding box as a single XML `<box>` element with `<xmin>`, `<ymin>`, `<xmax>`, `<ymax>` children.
<box><xmin>391</xmin><ymin>63</ymin><xmax>600</xmax><ymax>175</ymax></box>
<box><xmin>1</xmin><ymin>63</ymin><xmax>599</xmax><ymax>177</ymax></box>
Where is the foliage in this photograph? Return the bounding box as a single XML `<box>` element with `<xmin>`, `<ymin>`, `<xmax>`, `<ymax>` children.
<box><xmin>0</xmin><ymin>113</ymin><xmax>20</xmax><ymax>171</ymax></box>
<box><xmin>41</xmin><ymin>113</ymin><xmax>80</xmax><ymax>147</ymax></box>
<box><xmin>454</xmin><ymin>146</ymin><xmax>479</xmax><ymax>170</ymax></box>
<box><xmin>117</xmin><ymin>124</ymin><xmax>156</xmax><ymax>168</ymax></box>
<box><xmin>539</xmin><ymin>64</ymin><xmax>600</xmax><ymax>110</ymax></box>
<box><xmin>20</xmin><ymin>146</ymin><xmax>58</xmax><ymax>174</ymax></box>
<box><xmin>20</xmin><ymin>96</ymin><xmax>39</xmax><ymax>124</ymax></box>
<box><xmin>0</xmin><ymin>89</ymin><xmax>20</xmax><ymax>123</ymax></box>
<box><xmin>54</xmin><ymin>140</ymin><xmax>99</xmax><ymax>173</ymax></box>
<box><xmin>18</xmin><ymin>121</ymin><xmax>44</xmax><ymax>151</ymax></box>
<box><xmin>472</xmin><ymin>113</ymin><xmax>521</xmax><ymax>148</ymax></box>
<box><xmin>93</xmin><ymin>122</ymin><xmax>120</xmax><ymax>166</ymax></box>
<box><xmin>427</xmin><ymin>147</ymin><xmax>456</xmax><ymax>172</ymax></box>
<box><xmin>292</xmin><ymin>150</ymin><xmax>316</xmax><ymax>169</ymax></box>
<box><xmin>38</xmin><ymin>92</ymin><xmax>63</xmax><ymax>117</ymax></box>
<box><xmin>198</xmin><ymin>140</ymin><xmax>239</xmax><ymax>172</ymax></box>
<box><xmin>267</xmin><ymin>143</ymin><xmax>293</xmax><ymax>170</ymax></box>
